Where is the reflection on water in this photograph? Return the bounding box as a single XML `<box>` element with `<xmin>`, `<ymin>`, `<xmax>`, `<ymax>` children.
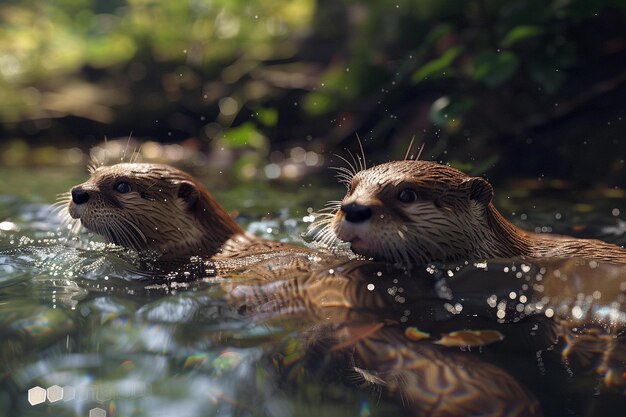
<box><xmin>1</xmin><ymin>200</ymin><xmax>626</xmax><ymax>416</ymax></box>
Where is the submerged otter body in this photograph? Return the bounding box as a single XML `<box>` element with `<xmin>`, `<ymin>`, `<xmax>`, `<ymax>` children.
<box><xmin>323</xmin><ymin>160</ymin><xmax>626</xmax><ymax>265</ymax></box>
<box><xmin>65</xmin><ymin>163</ymin><xmax>313</xmax><ymax>262</ymax></box>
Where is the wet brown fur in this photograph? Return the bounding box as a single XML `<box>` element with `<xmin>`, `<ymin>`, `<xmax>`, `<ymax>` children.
<box><xmin>66</xmin><ymin>163</ymin><xmax>301</xmax><ymax>259</ymax></box>
<box><xmin>325</xmin><ymin>160</ymin><xmax>626</xmax><ymax>264</ymax></box>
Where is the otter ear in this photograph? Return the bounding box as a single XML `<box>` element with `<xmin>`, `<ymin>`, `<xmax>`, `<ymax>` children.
<box><xmin>177</xmin><ymin>180</ymin><xmax>199</xmax><ymax>210</ymax></box>
<box><xmin>465</xmin><ymin>177</ymin><xmax>493</xmax><ymax>205</ymax></box>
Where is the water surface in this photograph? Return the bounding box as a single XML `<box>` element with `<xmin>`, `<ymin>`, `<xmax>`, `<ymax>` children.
<box><xmin>1</xmin><ymin>167</ymin><xmax>626</xmax><ymax>417</ymax></box>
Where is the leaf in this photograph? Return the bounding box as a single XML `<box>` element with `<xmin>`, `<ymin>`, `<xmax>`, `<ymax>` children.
<box><xmin>435</xmin><ymin>330</ymin><xmax>504</xmax><ymax>347</ymax></box>
<box><xmin>222</xmin><ymin>122</ymin><xmax>267</xmax><ymax>150</ymax></box>
<box><xmin>404</xmin><ymin>327</ymin><xmax>430</xmax><ymax>341</ymax></box>
<box><xmin>302</xmin><ymin>91</ymin><xmax>337</xmax><ymax>116</ymax></box>
<box><xmin>411</xmin><ymin>46</ymin><xmax>462</xmax><ymax>84</ymax></box>
<box><xmin>501</xmin><ymin>25</ymin><xmax>543</xmax><ymax>47</ymax></box>
<box><xmin>472</xmin><ymin>51</ymin><xmax>520</xmax><ymax>87</ymax></box>
<box><xmin>255</xmin><ymin>107</ymin><xmax>278</xmax><ymax>127</ymax></box>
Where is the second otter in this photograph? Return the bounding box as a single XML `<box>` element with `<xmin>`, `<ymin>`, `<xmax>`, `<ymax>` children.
<box><xmin>322</xmin><ymin>160</ymin><xmax>626</xmax><ymax>264</ymax></box>
<box><xmin>66</xmin><ymin>163</ymin><xmax>313</xmax><ymax>261</ymax></box>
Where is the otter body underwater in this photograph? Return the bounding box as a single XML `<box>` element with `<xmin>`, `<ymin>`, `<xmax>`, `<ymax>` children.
<box><xmin>317</xmin><ymin>159</ymin><xmax>626</xmax><ymax>265</ymax></box>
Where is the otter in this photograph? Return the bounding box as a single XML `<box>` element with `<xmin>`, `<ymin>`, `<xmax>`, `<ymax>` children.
<box><xmin>316</xmin><ymin>160</ymin><xmax>626</xmax><ymax>265</ymax></box>
<box><xmin>64</xmin><ymin>163</ymin><xmax>317</xmax><ymax>263</ymax></box>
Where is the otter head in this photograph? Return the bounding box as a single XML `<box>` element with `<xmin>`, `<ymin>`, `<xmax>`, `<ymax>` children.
<box><xmin>67</xmin><ymin>163</ymin><xmax>243</xmax><ymax>256</ymax></box>
<box><xmin>330</xmin><ymin>160</ymin><xmax>496</xmax><ymax>264</ymax></box>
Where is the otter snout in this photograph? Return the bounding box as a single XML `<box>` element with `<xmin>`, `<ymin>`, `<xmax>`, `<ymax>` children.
<box><xmin>71</xmin><ymin>187</ymin><xmax>90</xmax><ymax>205</ymax></box>
<box><xmin>68</xmin><ymin>186</ymin><xmax>91</xmax><ymax>219</ymax></box>
<box><xmin>341</xmin><ymin>203</ymin><xmax>372</xmax><ymax>223</ymax></box>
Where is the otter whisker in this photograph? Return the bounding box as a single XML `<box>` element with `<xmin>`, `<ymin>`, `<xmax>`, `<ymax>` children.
<box><xmin>346</xmin><ymin>150</ymin><xmax>362</xmax><ymax>175</ymax></box>
<box><xmin>320</xmin><ymin>234</ymin><xmax>339</xmax><ymax>249</ymax></box>
<box><xmin>309</xmin><ymin>219</ymin><xmax>336</xmax><ymax>231</ymax></box>
<box><xmin>52</xmin><ymin>195</ymin><xmax>71</xmax><ymax>204</ymax></box>
<box><xmin>119</xmin><ymin>216</ymin><xmax>148</xmax><ymax>245</ymax></box>
<box><xmin>404</xmin><ymin>137</ymin><xmax>426</xmax><ymax>161</ymax></box>
<box><xmin>324</xmin><ymin>199</ymin><xmax>342</xmax><ymax>206</ymax></box>
<box><xmin>89</xmin><ymin>140</ymin><xmax>107</xmax><ymax>173</ymax></box>
<box><xmin>50</xmin><ymin>200</ymin><xmax>71</xmax><ymax>215</ymax></box>
<box><xmin>57</xmin><ymin>217</ymin><xmax>79</xmax><ymax>244</ymax></box>
<box><xmin>386</xmin><ymin>241</ymin><xmax>404</xmax><ymax>266</ymax></box>
<box><xmin>130</xmin><ymin>142</ymin><xmax>144</xmax><ymax>164</ymax></box>
<box><xmin>105</xmin><ymin>219</ymin><xmax>137</xmax><ymax>251</ymax></box>
<box><xmin>390</xmin><ymin>228</ymin><xmax>416</xmax><ymax>266</ymax></box>
<box><xmin>407</xmin><ymin>229</ymin><xmax>446</xmax><ymax>260</ymax></box>
<box><xmin>402</xmin><ymin>240</ymin><xmax>424</xmax><ymax>265</ymax></box>
<box><xmin>308</xmin><ymin>212</ymin><xmax>336</xmax><ymax>225</ymax></box>
<box><xmin>330</xmin><ymin>165</ymin><xmax>357</xmax><ymax>186</ymax></box>
<box><xmin>64</xmin><ymin>217</ymin><xmax>82</xmax><ymax>237</ymax></box>
<box><xmin>330</xmin><ymin>166</ymin><xmax>352</xmax><ymax>175</ymax></box>
<box><xmin>87</xmin><ymin>162</ymin><xmax>98</xmax><ymax>174</ymax></box>
<box><xmin>312</xmin><ymin>228</ymin><xmax>337</xmax><ymax>244</ymax></box>
<box><xmin>403</xmin><ymin>241</ymin><xmax>426</xmax><ymax>265</ymax></box>
<box><xmin>330</xmin><ymin>166</ymin><xmax>355</xmax><ymax>178</ymax></box>
<box><xmin>314</xmin><ymin>226</ymin><xmax>335</xmax><ymax>244</ymax></box>
<box><xmin>122</xmin><ymin>132</ymin><xmax>133</xmax><ymax>162</ymax></box>
<box><xmin>382</xmin><ymin>242</ymin><xmax>397</xmax><ymax>264</ymax></box>
<box><xmin>111</xmin><ymin>218</ymin><xmax>146</xmax><ymax>250</ymax></box>
<box><xmin>57</xmin><ymin>208</ymin><xmax>74</xmax><ymax>231</ymax></box>
<box><xmin>306</xmin><ymin>221</ymin><xmax>332</xmax><ymax>242</ymax></box>
<box><xmin>333</xmin><ymin>153</ymin><xmax>358</xmax><ymax>178</ymax></box>
<box><xmin>393</xmin><ymin>374</ymin><xmax>411</xmax><ymax>408</ymax></box>
<box><xmin>335</xmin><ymin>176</ymin><xmax>352</xmax><ymax>185</ymax></box>
<box><xmin>404</xmin><ymin>136</ymin><xmax>416</xmax><ymax>161</ymax></box>
<box><xmin>334</xmin><ymin>174</ymin><xmax>350</xmax><ymax>183</ymax></box>
<box><xmin>415</xmin><ymin>142</ymin><xmax>425</xmax><ymax>161</ymax></box>
<box><xmin>310</xmin><ymin>223</ymin><xmax>339</xmax><ymax>248</ymax></box>
<box><xmin>56</xmin><ymin>208</ymin><xmax>70</xmax><ymax>223</ymax></box>
<box><xmin>355</xmin><ymin>133</ymin><xmax>367</xmax><ymax>171</ymax></box>
<box><xmin>107</xmin><ymin>222</ymin><xmax>125</xmax><ymax>247</ymax></box>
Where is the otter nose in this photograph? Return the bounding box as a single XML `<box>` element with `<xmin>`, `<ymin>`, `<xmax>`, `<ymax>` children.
<box><xmin>341</xmin><ymin>203</ymin><xmax>372</xmax><ymax>223</ymax></box>
<box><xmin>71</xmin><ymin>188</ymin><xmax>90</xmax><ymax>205</ymax></box>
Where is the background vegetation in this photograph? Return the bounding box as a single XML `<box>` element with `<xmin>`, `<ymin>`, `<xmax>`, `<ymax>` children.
<box><xmin>1</xmin><ymin>0</ymin><xmax>625</xmax><ymax>185</ymax></box>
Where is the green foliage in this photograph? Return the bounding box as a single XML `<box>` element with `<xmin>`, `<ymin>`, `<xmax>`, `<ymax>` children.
<box><xmin>1</xmin><ymin>0</ymin><xmax>624</xmax><ymax>182</ymax></box>
<box><xmin>411</xmin><ymin>47</ymin><xmax>462</xmax><ymax>84</ymax></box>
<box><xmin>501</xmin><ymin>25</ymin><xmax>543</xmax><ymax>47</ymax></box>
<box><xmin>0</xmin><ymin>0</ymin><xmax>314</xmax><ymax>120</ymax></box>
<box><xmin>255</xmin><ymin>108</ymin><xmax>279</xmax><ymax>127</ymax></box>
<box><xmin>303</xmin><ymin>91</ymin><xmax>336</xmax><ymax>117</ymax></box>
<box><xmin>222</xmin><ymin>122</ymin><xmax>268</xmax><ymax>151</ymax></box>
<box><xmin>472</xmin><ymin>51</ymin><xmax>520</xmax><ymax>87</ymax></box>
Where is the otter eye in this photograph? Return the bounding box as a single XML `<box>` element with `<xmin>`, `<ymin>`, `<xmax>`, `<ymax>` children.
<box><xmin>398</xmin><ymin>188</ymin><xmax>418</xmax><ymax>203</ymax></box>
<box><xmin>114</xmin><ymin>181</ymin><xmax>132</xmax><ymax>194</ymax></box>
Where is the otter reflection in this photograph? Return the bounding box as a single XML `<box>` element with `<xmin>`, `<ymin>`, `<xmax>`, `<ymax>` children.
<box><xmin>226</xmin><ymin>256</ymin><xmax>626</xmax><ymax>416</ymax></box>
